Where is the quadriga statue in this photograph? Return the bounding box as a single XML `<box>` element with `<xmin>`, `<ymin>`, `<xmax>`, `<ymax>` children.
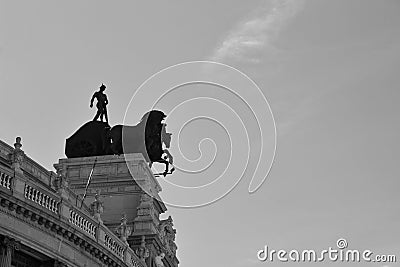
<box><xmin>65</xmin><ymin>110</ymin><xmax>174</xmax><ymax>176</ymax></box>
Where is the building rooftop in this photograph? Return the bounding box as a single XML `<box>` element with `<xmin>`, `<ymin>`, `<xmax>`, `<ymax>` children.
<box><xmin>0</xmin><ymin>137</ymin><xmax>178</xmax><ymax>267</ymax></box>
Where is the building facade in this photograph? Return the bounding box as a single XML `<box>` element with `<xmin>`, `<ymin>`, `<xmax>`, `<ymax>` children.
<box><xmin>0</xmin><ymin>137</ymin><xmax>178</xmax><ymax>267</ymax></box>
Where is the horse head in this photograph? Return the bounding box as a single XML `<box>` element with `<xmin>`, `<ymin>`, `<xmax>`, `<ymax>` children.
<box><xmin>161</xmin><ymin>124</ymin><xmax>172</xmax><ymax>148</ymax></box>
<box><xmin>141</xmin><ymin>110</ymin><xmax>166</xmax><ymax>125</ymax></box>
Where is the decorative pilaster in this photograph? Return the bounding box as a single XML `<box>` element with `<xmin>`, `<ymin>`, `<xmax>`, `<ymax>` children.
<box><xmin>0</xmin><ymin>236</ymin><xmax>21</xmax><ymax>267</ymax></box>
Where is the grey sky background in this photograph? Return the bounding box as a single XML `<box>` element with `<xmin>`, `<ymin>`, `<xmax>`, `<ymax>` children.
<box><xmin>1</xmin><ymin>1</ymin><xmax>400</xmax><ymax>266</ymax></box>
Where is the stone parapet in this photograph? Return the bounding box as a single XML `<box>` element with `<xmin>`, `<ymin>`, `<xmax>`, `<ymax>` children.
<box><xmin>0</xmin><ymin>138</ymin><xmax>147</xmax><ymax>267</ymax></box>
<box><xmin>54</xmin><ymin>154</ymin><xmax>162</xmax><ymax>194</ymax></box>
<box><xmin>0</xmin><ymin>176</ymin><xmax>146</xmax><ymax>267</ymax></box>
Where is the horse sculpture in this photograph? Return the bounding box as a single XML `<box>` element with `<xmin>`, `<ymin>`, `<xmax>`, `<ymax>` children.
<box><xmin>108</xmin><ymin>110</ymin><xmax>162</xmax><ymax>155</ymax></box>
<box><xmin>65</xmin><ymin>110</ymin><xmax>174</xmax><ymax>176</ymax></box>
<box><xmin>108</xmin><ymin>110</ymin><xmax>174</xmax><ymax>176</ymax></box>
<box><xmin>65</xmin><ymin>121</ymin><xmax>111</xmax><ymax>158</ymax></box>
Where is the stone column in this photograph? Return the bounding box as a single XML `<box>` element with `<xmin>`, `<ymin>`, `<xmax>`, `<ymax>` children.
<box><xmin>0</xmin><ymin>236</ymin><xmax>21</xmax><ymax>267</ymax></box>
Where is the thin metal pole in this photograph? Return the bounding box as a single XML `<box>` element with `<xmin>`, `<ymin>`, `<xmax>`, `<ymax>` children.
<box><xmin>80</xmin><ymin>157</ymin><xmax>97</xmax><ymax>208</ymax></box>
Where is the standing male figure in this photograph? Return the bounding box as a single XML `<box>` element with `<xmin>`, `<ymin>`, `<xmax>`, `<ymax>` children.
<box><xmin>90</xmin><ymin>83</ymin><xmax>109</xmax><ymax>123</ymax></box>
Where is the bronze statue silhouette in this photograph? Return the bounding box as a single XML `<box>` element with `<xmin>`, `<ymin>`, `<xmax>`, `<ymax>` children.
<box><xmin>90</xmin><ymin>83</ymin><xmax>109</xmax><ymax>123</ymax></box>
<box><xmin>65</xmin><ymin>110</ymin><xmax>175</xmax><ymax>177</ymax></box>
<box><xmin>65</xmin><ymin>121</ymin><xmax>111</xmax><ymax>158</ymax></box>
<box><xmin>109</xmin><ymin>110</ymin><xmax>175</xmax><ymax>176</ymax></box>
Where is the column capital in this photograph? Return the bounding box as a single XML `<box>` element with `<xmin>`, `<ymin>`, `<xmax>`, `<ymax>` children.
<box><xmin>0</xmin><ymin>235</ymin><xmax>21</xmax><ymax>267</ymax></box>
<box><xmin>0</xmin><ymin>236</ymin><xmax>21</xmax><ymax>252</ymax></box>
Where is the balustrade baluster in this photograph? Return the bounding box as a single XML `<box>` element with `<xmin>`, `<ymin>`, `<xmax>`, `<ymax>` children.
<box><xmin>6</xmin><ymin>175</ymin><xmax>10</xmax><ymax>189</ymax></box>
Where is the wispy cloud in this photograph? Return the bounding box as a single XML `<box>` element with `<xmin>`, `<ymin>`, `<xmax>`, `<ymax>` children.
<box><xmin>211</xmin><ymin>0</ymin><xmax>304</xmax><ymax>64</ymax></box>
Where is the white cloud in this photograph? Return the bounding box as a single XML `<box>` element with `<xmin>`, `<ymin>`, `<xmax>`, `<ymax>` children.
<box><xmin>211</xmin><ymin>0</ymin><xmax>304</xmax><ymax>64</ymax></box>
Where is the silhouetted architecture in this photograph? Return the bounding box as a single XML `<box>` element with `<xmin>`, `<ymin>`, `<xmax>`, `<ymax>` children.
<box><xmin>0</xmin><ymin>135</ymin><xmax>179</xmax><ymax>267</ymax></box>
<box><xmin>65</xmin><ymin>121</ymin><xmax>111</xmax><ymax>158</ymax></box>
<box><xmin>109</xmin><ymin>111</ymin><xmax>174</xmax><ymax>176</ymax></box>
<box><xmin>90</xmin><ymin>83</ymin><xmax>109</xmax><ymax>123</ymax></box>
<box><xmin>1</xmin><ymin>84</ymin><xmax>179</xmax><ymax>266</ymax></box>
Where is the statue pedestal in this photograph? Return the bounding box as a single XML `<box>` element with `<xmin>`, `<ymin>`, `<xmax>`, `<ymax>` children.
<box><xmin>54</xmin><ymin>154</ymin><xmax>164</xmax><ymax>228</ymax></box>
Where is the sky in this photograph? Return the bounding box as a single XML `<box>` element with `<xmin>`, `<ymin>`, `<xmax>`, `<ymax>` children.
<box><xmin>1</xmin><ymin>0</ymin><xmax>400</xmax><ymax>266</ymax></box>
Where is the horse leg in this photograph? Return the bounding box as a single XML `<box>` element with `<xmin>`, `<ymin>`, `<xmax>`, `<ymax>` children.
<box><xmin>163</xmin><ymin>160</ymin><xmax>169</xmax><ymax>177</ymax></box>
<box><xmin>162</xmin><ymin>149</ymin><xmax>174</xmax><ymax>173</ymax></box>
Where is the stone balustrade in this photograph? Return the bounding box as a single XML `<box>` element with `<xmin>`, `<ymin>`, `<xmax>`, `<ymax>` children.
<box><xmin>69</xmin><ymin>208</ymin><xmax>97</xmax><ymax>239</ymax></box>
<box><xmin>67</xmin><ymin>205</ymin><xmax>146</xmax><ymax>266</ymax></box>
<box><xmin>0</xmin><ymin>171</ymin><xmax>12</xmax><ymax>190</ymax></box>
<box><xmin>15</xmin><ymin>170</ymin><xmax>145</xmax><ymax>266</ymax></box>
<box><xmin>104</xmin><ymin>232</ymin><xmax>126</xmax><ymax>259</ymax></box>
<box><xmin>100</xmin><ymin>220</ymin><xmax>146</xmax><ymax>266</ymax></box>
<box><xmin>0</xmin><ymin>139</ymin><xmax>149</xmax><ymax>267</ymax></box>
<box><xmin>24</xmin><ymin>184</ymin><xmax>59</xmax><ymax>214</ymax></box>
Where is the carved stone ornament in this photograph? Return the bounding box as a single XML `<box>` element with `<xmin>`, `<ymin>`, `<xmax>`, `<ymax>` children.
<box><xmin>136</xmin><ymin>193</ymin><xmax>154</xmax><ymax>217</ymax></box>
<box><xmin>114</xmin><ymin>214</ymin><xmax>132</xmax><ymax>244</ymax></box>
<box><xmin>0</xmin><ymin>236</ymin><xmax>21</xmax><ymax>266</ymax></box>
<box><xmin>9</xmin><ymin>137</ymin><xmax>25</xmax><ymax>172</ymax></box>
<box><xmin>158</xmin><ymin>216</ymin><xmax>177</xmax><ymax>256</ymax></box>
<box><xmin>154</xmin><ymin>252</ymin><xmax>165</xmax><ymax>267</ymax></box>
<box><xmin>135</xmin><ymin>235</ymin><xmax>149</xmax><ymax>262</ymax></box>
<box><xmin>89</xmin><ymin>190</ymin><xmax>104</xmax><ymax>223</ymax></box>
<box><xmin>53</xmin><ymin>173</ymin><xmax>67</xmax><ymax>193</ymax></box>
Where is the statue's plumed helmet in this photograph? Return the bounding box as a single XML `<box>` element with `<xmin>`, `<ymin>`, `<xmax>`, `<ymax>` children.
<box><xmin>99</xmin><ymin>83</ymin><xmax>106</xmax><ymax>91</ymax></box>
